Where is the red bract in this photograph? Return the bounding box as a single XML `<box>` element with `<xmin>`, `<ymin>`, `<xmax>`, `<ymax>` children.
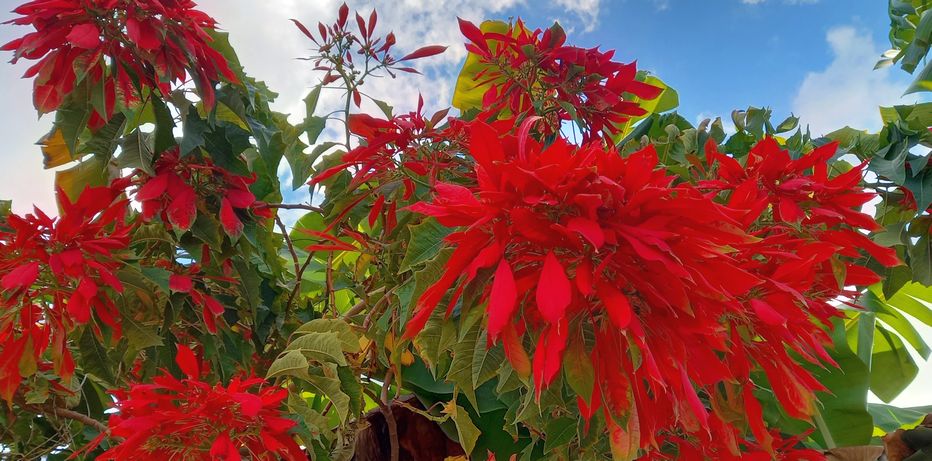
<box><xmin>3</xmin><ymin>0</ymin><xmax>237</xmax><ymax>116</ymax></box>
<box><xmin>93</xmin><ymin>347</ymin><xmax>304</xmax><ymax>461</ymax></box>
<box><xmin>310</xmin><ymin>98</ymin><xmax>461</xmax><ymax>231</ymax></box>
<box><xmin>135</xmin><ymin>149</ymin><xmax>264</xmax><ymax>238</ymax></box>
<box><xmin>293</xmin><ymin>3</ymin><xmax>446</xmax><ymax>89</ymax></box>
<box><xmin>0</xmin><ymin>182</ymin><xmax>131</xmax><ymax>401</ymax></box>
<box><xmin>458</xmin><ymin>19</ymin><xmax>661</xmax><ymax>141</ymax></box>
<box><xmin>404</xmin><ymin>120</ymin><xmax>893</xmax><ymax>457</ymax></box>
<box><xmin>157</xmin><ymin>261</ymin><xmax>232</xmax><ymax>334</ymax></box>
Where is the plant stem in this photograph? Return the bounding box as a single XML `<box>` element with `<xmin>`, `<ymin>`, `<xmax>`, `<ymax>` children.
<box><xmin>813</xmin><ymin>406</ymin><xmax>836</xmax><ymax>449</ymax></box>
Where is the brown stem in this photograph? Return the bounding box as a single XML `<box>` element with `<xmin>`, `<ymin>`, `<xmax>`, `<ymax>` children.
<box><xmin>261</xmin><ymin>203</ymin><xmax>324</xmax><ymax>213</ymax></box>
<box><xmin>285</xmin><ymin>251</ymin><xmax>316</xmax><ymax>312</ymax></box>
<box><xmin>16</xmin><ymin>395</ymin><xmax>113</xmax><ymax>438</ymax></box>
<box><xmin>326</xmin><ymin>252</ymin><xmax>336</xmax><ymax>315</ymax></box>
<box><xmin>275</xmin><ymin>215</ymin><xmax>301</xmax><ymax>279</ymax></box>
<box><xmin>362</xmin><ymin>369</ymin><xmax>400</xmax><ymax>461</ymax></box>
<box><xmin>377</xmin><ymin>369</ymin><xmax>399</xmax><ymax>461</ymax></box>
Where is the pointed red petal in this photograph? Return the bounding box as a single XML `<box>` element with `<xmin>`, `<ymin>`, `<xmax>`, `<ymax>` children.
<box><xmin>487</xmin><ymin>259</ymin><xmax>517</xmax><ymax>341</ymax></box>
<box><xmin>220</xmin><ymin>197</ymin><xmax>244</xmax><ymax>238</ymax></box>
<box><xmin>536</xmin><ymin>252</ymin><xmax>571</xmax><ymax>323</ymax></box>
<box><xmin>597</xmin><ymin>282</ymin><xmax>633</xmax><ymax>329</ymax></box>
<box><xmin>1</xmin><ymin>261</ymin><xmax>40</xmax><ymax>291</ymax></box>
<box><xmin>175</xmin><ymin>344</ymin><xmax>200</xmax><ymax>378</ymax></box>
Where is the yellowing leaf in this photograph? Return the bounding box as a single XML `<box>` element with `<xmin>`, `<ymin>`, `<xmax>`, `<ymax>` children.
<box><xmin>54</xmin><ymin>154</ymin><xmax>109</xmax><ymax>204</ymax></box>
<box><xmin>607</xmin><ymin>406</ymin><xmax>640</xmax><ymax>461</ymax></box>
<box><xmin>451</xmin><ymin>20</ymin><xmax>514</xmax><ymax>112</ymax></box>
<box><xmin>39</xmin><ymin>128</ymin><xmax>77</xmax><ymax>169</ymax></box>
<box><xmin>612</xmin><ymin>75</ymin><xmax>678</xmax><ymax>141</ymax></box>
<box><xmin>442</xmin><ymin>401</ymin><xmax>481</xmax><ymax>456</ymax></box>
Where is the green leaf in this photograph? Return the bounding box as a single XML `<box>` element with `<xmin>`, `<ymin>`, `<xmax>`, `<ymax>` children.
<box><xmin>543</xmin><ymin>417</ymin><xmax>577</xmax><ymax>453</ymax></box>
<box><xmin>305</xmin><ymin>374</ymin><xmax>351</xmax><ymax>422</ymax></box>
<box><xmin>912</xmin><ymin>234</ymin><xmax>932</xmax><ymax>286</ymax></box>
<box><xmin>451</xmin><ymin>20</ymin><xmax>513</xmax><ymax>111</ymax></box>
<box><xmin>775</xmin><ymin>115</ymin><xmax>799</xmax><ymax>133</ymax></box>
<box><xmin>471</xmin><ymin>329</ymin><xmax>504</xmax><ymax>389</ymax></box>
<box><xmin>118</xmin><ymin>130</ymin><xmax>155</xmax><ymax>175</ymax></box>
<box><xmin>55</xmin><ymin>88</ymin><xmax>94</xmax><ymax>156</ymax></box>
<box><xmin>873</xmin><ymin>282</ymin><xmax>932</xmax><ymax>327</ymax></box>
<box><xmin>868</xmin><ymin>403</ymin><xmax>932</xmax><ymax>433</ymax></box>
<box><xmin>78</xmin><ymin>328</ymin><xmax>115</xmax><ymax>386</ymax></box>
<box><xmin>54</xmin><ymin>154</ymin><xmax>109</xmax><ymax>203</ymax></box>
<box><xmin>448</xmin><ymin>322</ymin><xmax>481</xmax><ymax>410</ymax></box>
<box><xmin>372</xmin><ymin>99</ymin><xmax>393</xmax><ymax>118</ymax></box>
<box><xmin>180</xmin><ymin>106</ymin><xmax>208</xmax><ymax>156</ymax></box>
<box><xmin>304</xmin><ymin>116</ymin><xmax>326</xmax><ymax>145</ymax></box>
<box><xmin>399</xmin><ymin>218</ymin><xmax>452</xmax><ymax>272</ymax></box>
<box><xmin>267</xmin><ymin>350</ymin><xmax>311</xmax><ymax>381</ymax></box>
<box><xmin>446</xmin><ymin>402</ymin><xmax>481</xmax><ymax>456</ymax></box>
<box><xmin>808</xmin><ymin>317</ymin><xmax>873</xmax><ymax>447</ymax></box>
<box><xmin>295</xmin><ymin>318</ymin><xmax>361</xmax><ymax>353</ymax></box>
<box><xmin>613</xmin><ymin>75</ymin><xmax>678</xmax><ymax>141</ymax></box>
<box><xmin>870</xmin><ymin>323</ymin><xmax>919</xmax><ymax>402</ymax></box>
<box><xmin>139</xmin><ymin>266</ymin><xmax>172</xmax><ymax>294</ymax></box>
<box><xmin>151</xmin><ymin>96</ymin><xmax>177</xmax><ymax>154</ymax></box>
<box><xmin>904</xmin><ymin>168</ymin><xmax>932</xmax><ymax>211</ymax></box>
<box><xmin>304</xmin><ymin>85</ymin><xmax>322</xmax><ymax>117</ymax></box>
<box><xmin>286</xmin><ymin>332</ymin><xmax>348</xmax><ymax>366</ymax></box>
<box><xmin>563</xmin><ymin>331</ymin><xmax>595</xmax><ymax>404</ymax></box>
<box><xmin>84</xmin><ymin>112</ymin><xmax>127</xmax><ymax>157</ymax></box>
<box><xmin>122</xmin><ymin>315</ymin><xmax>163</xmax><ymax>353</ymax></box>
<box><xmin>863</xmin><ymin>288</ymin><xmax>932</xmax><ymax>359</ymax></box>
<box><xmin>337</xmin><ymin>366</ymin><xmax>364</xmax><ymax>419</ymax></box>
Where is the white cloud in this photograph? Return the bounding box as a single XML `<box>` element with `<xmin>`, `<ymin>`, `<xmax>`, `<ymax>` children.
<box><xmin>554</xmin><ymin>0</ymin><xmax>602</xmax><ymax>31</ymax></box>
<box><xmin>792</xmin><ymin>26</ymin><xmax>913</xmax><ymax>136</ymax></box>
<box><xmin>0</xmin><ymin>1</ymin><xmax>600</xmax><ymax>214</ymax></box>
<box><xmin>741</xmin><ymin>0</ymin><xmax>766</xmax><ymax>4</ymax></box>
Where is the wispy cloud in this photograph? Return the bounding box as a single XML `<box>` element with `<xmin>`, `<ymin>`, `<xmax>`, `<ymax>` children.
<box><xmin>791</xmin><ymin>26</ymin><xmax>913</xmax><ymax>136</ymax></box>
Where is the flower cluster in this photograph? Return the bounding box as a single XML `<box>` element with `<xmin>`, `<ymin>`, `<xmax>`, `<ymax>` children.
<box><xmin>0</xmin><ymin>182</ymin><xmax>131</xmax><ymax>401</ymax></box>
<box><xmin>135</xmin><ymin>149</ymin><xmax>271</xmax><ymax>238</ymax></box>
<box><xmin>457</xmin><ymin>19</ymin><xmax>661</xmax><ymax>141</ymax></box>
<box><xmin>311</xmin><ymin>100</ymin><xmax>464</xmax><ymax>232</ymax></box>
<box><xmin>95</xmin><ymin>346</ymin><xmax>304</xmax><ymax>460</ymax></box>
<box><xmin>293</xmin><ymin>3</ymin><xmax>446</xmax><ymax>96</ymax></box>
<box><xmin>2</xmin><ymin>0</ymin><xmax>237</xmax><ymax>118</ymax></box>
<box><xmin>405</xmin><ymin>120</ymin><xmax>897</xmax><ymax>458</ymax></box>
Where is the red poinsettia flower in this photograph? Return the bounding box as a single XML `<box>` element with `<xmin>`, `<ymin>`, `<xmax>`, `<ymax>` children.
<box><xmin>0</xmin><ymin>181</ymin><xmax>131</xmax><ymax>401</ymax></box>
<box><xmin>457</xmin><ymin>18</ymin><xmax>661</xmax><ymax>140</ymax></box>
<box><xmin>90</xmin><ymin>345</ymin><xmax>305</xmax><ymax>461</ymax></box>
<box><xmin>3</xmin><ymin>0</ymin><xmax>237</xmax><ymax>118</ymax></box>
<box><xmin>310</xmin><ymin>97</ymin><xmax>463</xmax><ymax>232</ymax></box>
<box><xmin>134</xmin><ymin>149</ymin><xmax>265</xmax><ymax>238</ymax></box>
<box><xmin>404</xmin><ymin>120</ymin><xmax>893</xmax><ymax>458</ymax></box>
<box><xmin>153</xmin><ymin>258</ymin><xmax>233</xmax><ymax>334</ymax></box>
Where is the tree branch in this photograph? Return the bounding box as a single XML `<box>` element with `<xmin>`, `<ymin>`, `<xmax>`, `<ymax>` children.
<box><xmin>261</xmin><ymin>203</ymin><xmax>324</xmax><ymax>213</ymax></box>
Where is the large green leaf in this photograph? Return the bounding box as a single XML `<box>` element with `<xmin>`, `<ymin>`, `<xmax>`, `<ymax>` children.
<box><xmin>802</xmin><ymin>317</ymin><xmax>874</xmax><ymax>448</ymax></box>
<box><xmin>399</xmin><ymin>218</ymin><xmax>452</xmax><ymax>273</ymax></box>
<box><xmin>451</xmin><ymin>20</ymin><xmax>513</xmax><ymax>111</ymax></box>
<box><xmin>868</xmin><ymin>403</ymin><xmax>932</xmax><ymax>433</ymax></box>
<box><xmin>285</xmin><ymin>331</ymin><xmax>348</xmax><ymax>366</ymax></box>
<box><xmin>612</xmin><ymin>75</ymin><xmax>678</xmax><ymax>141</ymax></box>
<box><xmin>871</xmin><ymin>323</ymin><xmax>920</xmax><ymax>403</ymax></box>
<box><xmin>54</xmin><ymin>154</ymin><xmax>109</xmax><ymax>203</ymax></box>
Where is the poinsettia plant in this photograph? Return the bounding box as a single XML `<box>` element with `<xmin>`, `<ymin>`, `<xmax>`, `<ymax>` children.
<box><xmin>2</xmin><ymin>1</ymin><xmax>931</xmax><ymax>460</ymax></box>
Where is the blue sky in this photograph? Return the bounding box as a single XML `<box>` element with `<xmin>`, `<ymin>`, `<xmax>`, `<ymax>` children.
<box><xmin>0</xmin><ymin>0</ymin><xmax>928</xmax><ymax>405</ymax></box>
